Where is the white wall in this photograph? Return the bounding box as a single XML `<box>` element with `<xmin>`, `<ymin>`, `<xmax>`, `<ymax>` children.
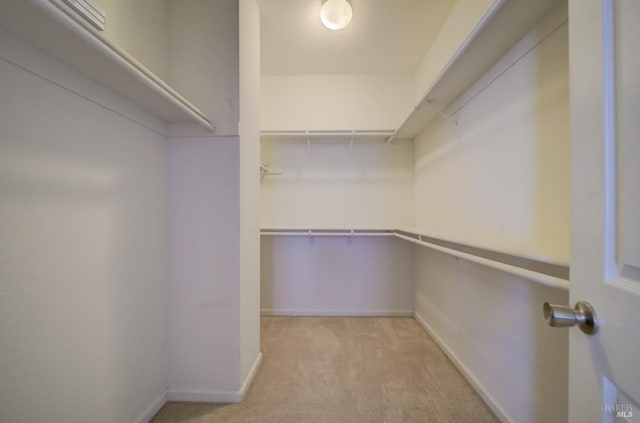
<box><xmin>412</xmin><ymin>16</ymin><xmax>570</xmax><ymax>423</ymax></box>
<box><xmin>261</xmin><ymin>140</ymin><xmax>414</xmax><ymax>228</ymax></box>
<box><xmin>261</xmin><ymin>74</ymin><xmax>413</xmax><ymax>131</ymax></box>
<box><xmin>167</xmin><ymin>0</ymin><xmax>240</xmax><ymax>134</ymax></box>
<box><xmin>238</xmin><ymin>0</ymin><xmax>262</xmax><ymax>389</ymax></box>
<box><xmin>259</xmin><ymin>43</ymin><xmax>415</xmax><ymax>319</ymax></box>
<box><xmin>1</xmin><ymin>1</ymin><xmax>261</xmax><ymax>416</ymax></box>
<box><xmin>414</xmin><ymin>249</ymin><xmax>568</xmax><ymax>423</ymax></box>
<box><xmin>99</xmin><ymin>0</ymin><xmax>169</xmax><ymax>79</ymax></box>
<box><xmin>414</xmin><ymin>22</ymin><xmax>570</xmax><ymax>264</ymax></box>
<box><xmin>165</xmin><ymin>137</ymin><xmax>242</xmax><ymax>401</ymax></box>
<box><xmin>261</xmin><ymin>237</ymin><xmax>414</xmax><ymax>316</ymax></box>
<box><xmin>0</xmin><ymin>32</ymin><xmax>167</xmax><ymax>423</ymax></box>
<box><xmin>259</xmin><ymin>139</ymin><xmax>415</xmax><ymax>317</ymax></box>
<box><xmin>165</xmin><ymin>0</ymin><xmax>262</xmax><ymax>403</ymax></box>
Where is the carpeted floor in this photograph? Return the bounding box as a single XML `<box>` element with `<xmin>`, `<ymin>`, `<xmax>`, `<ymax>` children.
<box><xmin>151</xmin><ymin>317</ymin><xmax>498</xmax><ymax>422</ymax></box>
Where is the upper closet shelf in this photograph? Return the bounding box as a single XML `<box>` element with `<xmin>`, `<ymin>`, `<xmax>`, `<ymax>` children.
<box><xmin>391</xmin><ymin>0</ymin><xmax>561</xmax><ymax>142</ymax></box>
<box><xmin>0</xmin><ymin>0</ymin><xmax>214</xmax><ymax>132</ymax></box>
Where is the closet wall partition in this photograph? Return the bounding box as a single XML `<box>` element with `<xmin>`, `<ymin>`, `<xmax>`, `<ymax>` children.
<box><xmin>0</xmin><ymin>0</ymin><xmax>262</xmax><ymax>420</ymax></box>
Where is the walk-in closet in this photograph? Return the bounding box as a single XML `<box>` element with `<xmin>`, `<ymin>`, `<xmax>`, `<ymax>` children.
<box><xmin>258</xmin><ymin>0</ymin><xmax>570</xmax><ymax>421</ymax></box>
<box><xmin>1</xmin><ymin>0</ymin><xmax>638</xmax><ymax>422</ymax></box>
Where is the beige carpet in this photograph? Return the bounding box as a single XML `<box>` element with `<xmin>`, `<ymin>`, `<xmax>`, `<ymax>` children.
<box><xmin>151</xmin><ymin>317</ymin><xmax>498</xmax><ymax>423</ymax></box>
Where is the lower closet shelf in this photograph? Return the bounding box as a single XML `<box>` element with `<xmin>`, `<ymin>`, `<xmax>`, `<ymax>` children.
<box><xmin>261</xmin><ymin>227</ymin><xmax>570</xmax><ymax>291</ymax></box>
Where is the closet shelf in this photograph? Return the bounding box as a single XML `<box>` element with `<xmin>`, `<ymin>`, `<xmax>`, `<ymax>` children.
<box><xmin>391</xmin><ymin>0</ymin><xmax>560</xmax><ymax>141</ymax></box>
<box><xmin>262</xmin><ymin>226</ymin><xmax>569</xmax><ymax>291</ymax></box>
<box><xmin>398</xmin><ymin>227</ymin><xmax>570</xmax><ymax>268</ymax></box>
<box><xmin>395</xmin><ymin>227</ymin><xmax>569</xmax><ymax>291</ymax></box>
<box><xmin>0</xmin><ymin>0</ymin><xmax>214</xmax><ymax>132</ymax></box>
<box><xmin>261</xmin><ymin>130</ymin><xmax>395</xmax><ymax>141</ymax></box>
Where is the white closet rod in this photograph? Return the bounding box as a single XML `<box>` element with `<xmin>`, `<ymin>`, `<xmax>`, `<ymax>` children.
<box><xmin>261</xmin><ymin>229</ymin><xmax>394</xmax><ymax>237</ymax></box>
<box><xmin>393</xmin><ymin>233</ymin><xmax>569</xmax><ymax>291</ymax></box>
<box><xmin>261</xmin><ymin>130</ymin><xmax>395</xmax><ymax>137</ymax></box>
<box><xmin>262</xmin><ymin>232</ymin><xmax>393</xmax><ymax>237</ymax></box>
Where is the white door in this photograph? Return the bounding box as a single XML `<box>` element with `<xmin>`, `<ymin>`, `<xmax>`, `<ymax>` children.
<box><xmin>567</xmin><ymin>0</ymin><xmax>640</xmax><ymax>421</ymax></box>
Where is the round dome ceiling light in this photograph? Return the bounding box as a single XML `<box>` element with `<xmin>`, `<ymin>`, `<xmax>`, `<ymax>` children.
<box><xmin>320</xmin><ymin>0</ymin><xmax>353</xmax><ymax>31</ymax></box>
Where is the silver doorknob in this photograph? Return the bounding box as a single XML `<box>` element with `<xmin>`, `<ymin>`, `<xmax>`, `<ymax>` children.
<box><xmin>543</xmin><ymin>301</ymin><xmax>598</xmax><ymax>335</ymax></box>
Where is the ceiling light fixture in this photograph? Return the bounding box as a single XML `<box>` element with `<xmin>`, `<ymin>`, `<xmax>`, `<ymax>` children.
<box><xmin>320</xmin><ymin>0</ymin><xmax>353</xmax><ymax>30</ymax></box>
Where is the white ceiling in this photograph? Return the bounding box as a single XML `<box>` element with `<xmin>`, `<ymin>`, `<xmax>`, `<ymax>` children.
<box><xmin>258</xmin><ymin>0</ymin><xmax>457</xmax><ymax>76</ymax></box>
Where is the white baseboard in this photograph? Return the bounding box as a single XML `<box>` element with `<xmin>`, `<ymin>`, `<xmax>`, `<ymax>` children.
<box><xmin>167</xmin><ymin>388</ymin><xmax>241</xmax><ymax>403</ymax></box>
<box><xmin>413</xmin><ymin>312</ymin><xmax>513</xmax><ymax>423</ymax></box>
<box><xmin>136</xmin><ymin>390</ymin><xmax>167</xmax><ymax>423</ymax></box>
<box><xmin>261</xmin><ymin>309</ymin><xmax>414</xmax><ymax>317</ymax></box>
<box><xmin>239</xmin><ymin>352</ymin><xmax>263</xmax><ymax>401</ymax></box>
<box><xmin>167</xmin><ymin>352</ymin><xmax>263</xmax><ymax>403</ymax></box>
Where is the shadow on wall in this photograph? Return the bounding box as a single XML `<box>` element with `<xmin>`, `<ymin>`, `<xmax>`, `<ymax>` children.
<box><xmin>0</xmin><ymin>56</ymin><xmax>167</xmax><ymax>422</ymax></box>
<box><xmin>260</xmin><ymin>236</ymin><xmax>414</xmax><ymax>316</ymax></box>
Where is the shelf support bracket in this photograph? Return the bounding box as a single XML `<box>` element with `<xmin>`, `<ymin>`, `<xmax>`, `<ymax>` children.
<box><xmin>349</xmin><ymin>131</ymin><xmax>355</xmax><ymax>157</ymax></box>
<box><xmin>425</xmin><ymin>100</ymin><xmax>456</xmax><ymax>124</ymax></box>
<box><xmin>306</xmin><ymin>131</ymin><xmax>312</xmax><ymax>158</ymax></box>
<box><xmin>386</xmin><ymin>130</ymin><xmax>397</xmax><ymax>145</ymax></box>
<box><xmin>308</xmin><ymin>229</ymin><xmax>314</xmax><ymax>245</ymax></box>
